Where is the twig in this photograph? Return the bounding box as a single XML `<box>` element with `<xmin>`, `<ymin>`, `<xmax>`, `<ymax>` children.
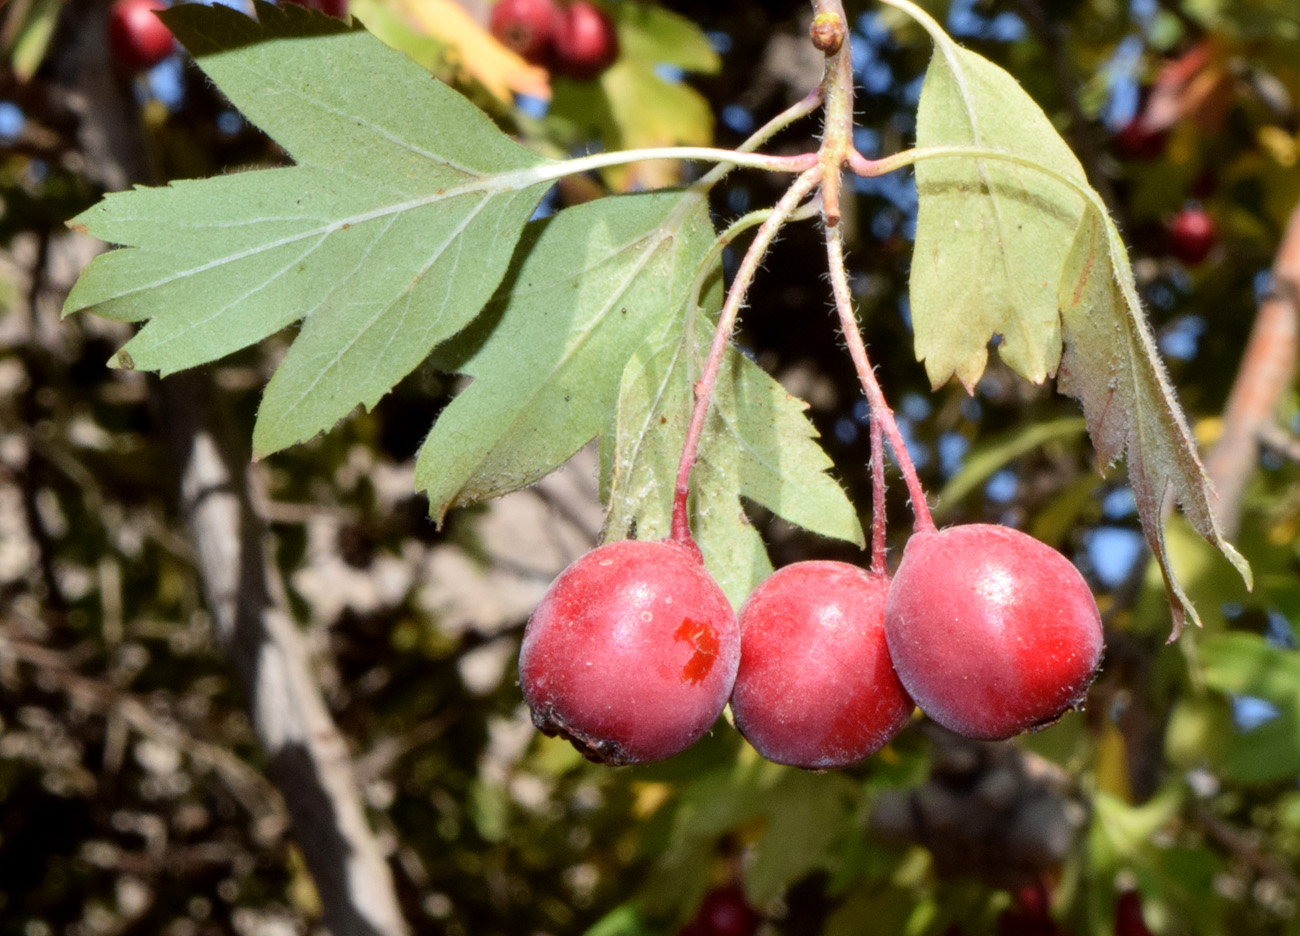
<box><xmin>1195</xmin><ymin>806</ymin><xmax>1300</xmax><ymax>896</ymax></box>
<box><xmin>0</xmin><ymin>628</ymin><xmax>286</xmax><ymax>830</ymax></box>
<box><xmin>1204</xmin><ymin>196</ymin><xmax>1300</xmax><ymax>537</ymax></box>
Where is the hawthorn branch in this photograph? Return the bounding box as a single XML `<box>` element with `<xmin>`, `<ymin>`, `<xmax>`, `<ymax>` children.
<box><xmin>1204</xmin><ymin>197</ymin><xmax>1300</xmax><ymax>538</ymax></box>
<box><xmin>161</xmin><ymin>371</ymin><xmax>409</xmax><ymax>936</ymax></box>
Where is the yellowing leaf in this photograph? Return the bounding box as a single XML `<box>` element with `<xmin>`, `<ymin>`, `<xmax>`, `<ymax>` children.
<box><xmin>549</xmin><ymin>1</ymin><xmax>717</xmax><ymax>191</ymax></box>
<box><xmin>387</xmin><ymin>0</ymin><xmax>550</xmax><ymax>101</ymax></box>
<box><xmin>893</xmin><ymin>0</ymin><xmax>1250</xmax><ymax>634</ymax></box>
<box><xmin>911</xmin><ymin>41</ymin><xmax>1088</xmax><ymax>390</ymax></box>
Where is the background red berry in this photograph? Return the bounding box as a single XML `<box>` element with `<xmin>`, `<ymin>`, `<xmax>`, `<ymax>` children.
<box><xmin>551</xmin><ymin>0</ymin><xmax>619</xmax><ymax>81</ymax></box>
<box><xmin>283</xmin><ymin>0</ymin><xmax>350</xmax><ymax>19</ymax></box>
<box><xmin>1167</xmin><ymin>205</ymin><xmax>1217</xmax><ymax>266</ymax></box>
<box><xmin>730</xmin><ymin>561</ymin><xmax>912</xmax><ymax>769</ymax></box>
<box><xmin>107</xmin><ymin>0</ymin><xmax>174</xmax><ymax>73</ymax></box>
<box><xmin>678</xmin><ymin>884</ymin><xmax>761</xmax><ymax>936</ymax></box>
<box><xmin>490</xmin><ymin>0</ymin><xmax>560</xmax><ymax>63</ymax></box>
<box><xmin>884</xmin><ymin>525</ymin><xmax>1104</xmax><ymax>741</ymax></box>
<box><xmin>519</xmin><ymin>538</ymin><xmax>738</xmax><ymax>765</ymax></box>
<box><xmin>1114</xmin><ymin>891</ymin><xmax>1154</xmax><ymax>936</ymax></box>
<box><xmin>1113</xmin><ymin>117</ymin><xmax>1168</xmax><ymax>161</ymax></box>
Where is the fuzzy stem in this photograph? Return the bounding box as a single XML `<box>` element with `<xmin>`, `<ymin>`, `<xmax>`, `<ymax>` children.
<box><xmin>686</xmin><ymin>197</ymin><xmax>823</xmax><ymax>319</ymax></box>
<box><xmin>694</xmin><ymin>89</ymin><xmax>825</xmax><ymax>192</ymax></box>
<box><xmin>824</xmin><ymin>222</ymin><xmax>936</xmax><ymax>533</ymax></box>
<box><xmin>670</xmin><ymin>168</ymin><xmax>824</xmax><ymax>542</ymax></box>
<box><xmin>870</xmin><ymin>412</ymin><xmax>888</xmax><ymax>575</ymax></box>
<box><xmin>814</xmin><ymin>0</ymin><xmax>855</xmax><ymax>227</ymax></box>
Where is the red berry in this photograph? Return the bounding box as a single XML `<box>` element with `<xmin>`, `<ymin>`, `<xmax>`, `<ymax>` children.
<box><xmin>1114</xmin><ymin>117</ymin><xmax>1168</xmax><ymax>161</ymax></box>
<box><xmin>551</xmin><ymin>0</ymin><xmax>618</xmax><ymax>81</ymax></box>
<box><xmin>680</xmin><ymin>885</ymin><xmax>761</xmax><ymax>936</ymax></box>
<box><xmin>490</xmin><ymin>0</ymin><xmax>560</xmax><ymax>63</ymax></box>
<box><xmin>1167</xmin><ymin>206</ymin><xmax>1217</xmax><ymax>266</ymax></box>
<box><xmin>730</xmin><ymin>561</ymin><xmax>913</xmax><ymax>769</ymax></box>
<box><xmin>997</xmin><ymin>882</ymin><xmax>1067</xmax><ymax>936</ymax></box>
<box><xmin>520</xmin><ymin>538</ymin><xmax>739</xmax><ymax>765</ymax></box>
<box><xmin>107</xmin><ymin>0</ymin><xmax>174</xmax><ymax>73</ymax></box>
<box><xmin>884</xmin><ymin>525</ymin><xmax>1103</xmax><ymax>741</ymax></box>
<box><xmin>283</xmin><ymin>0</ymin><xmax>350</xmax><ymax>18</ymax></box>
<box><xmin>1114</xmin><ymin>891</ymin><xmax>1153</xmax><ymax>936</ymax></box>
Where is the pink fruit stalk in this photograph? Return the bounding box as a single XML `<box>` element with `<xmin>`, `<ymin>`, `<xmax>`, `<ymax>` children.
<box><xmin>730</xmin><ymin>561</ymin><xmax>913</xmax><ymax>769</ymax></box>
<box><xmin>520</xmin><ymin>538</ymin><xmax>738</xmax><ymax>765</ymax></box>
<box><xmin>884</xmin><ymin>524</ymin><xmax>1104</xmax><ymax>741</ymax></box>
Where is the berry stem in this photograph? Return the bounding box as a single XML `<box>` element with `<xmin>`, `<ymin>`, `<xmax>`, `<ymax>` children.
<box><xmin>686</xmin><ymin>197</ymin><xmax>823</xmax><ymax>319</ymax></box>
<box><xmin>670</xmin><ymin>167</ymin><xmax>824</xmax><ymax>543</ymax></box>
<box><xmin>824</xmin><ymin>223</ymin><xmax>936</xmax><ymax>534</ymax></box>
<box><xmin>870</xmin><ymin>409</ymin><xmax>888</xmax><ymax>575</ymax></box>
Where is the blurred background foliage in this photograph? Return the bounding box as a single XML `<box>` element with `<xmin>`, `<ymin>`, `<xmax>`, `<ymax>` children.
<box><xmin>3</xmin><ymin>0</ymin><xmax>1300</xmax><ymax>933</ymax></box>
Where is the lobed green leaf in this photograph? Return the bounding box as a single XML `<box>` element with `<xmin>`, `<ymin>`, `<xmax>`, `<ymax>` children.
<box><xmin>605</xmin><ymin>253</ymin><xmax>865</xmax><ymax>606</ymax></box>
<box><xmin>64</xmin><ymin>1</ymin><xmax>553</xmax><ymax>457</ymax></box>
<box><xmin>416</xmin><ymin>189</ymin><xmax>862</xmax><ymax>604</ymax></box>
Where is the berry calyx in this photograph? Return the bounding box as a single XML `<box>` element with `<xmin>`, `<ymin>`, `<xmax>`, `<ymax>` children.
<box><xmin>107</xmin><ymin>0</ymin><xmax>174</xmax><ymax>74</ymax></box>
<box><xmin>884</xmin><ymin>524</ymin><xmax>1104</xmax><ymax>741</ymax></box>
<box><xmin>731</xmin><ymin>561</ymin><xmax>912</xmax><ymax>769</ymax></box>
<box><xmin>519</xmin><ymin>538</ymin><xmax>739</xmax><ymax>766</ymax></box>
<box><xmin>551</xmin><ymin>0</ymin><xmax>619</xmax><ymax>81</ymax></box>
<box><xmin>489</xmin><ymin>0</ymin><xmax>560</xmax><ymax>64</ymax></box>
<box><xmin>1167</xmin><ymin>205</ymin><xmax>1217</xmax><ymax>266</ymax></box>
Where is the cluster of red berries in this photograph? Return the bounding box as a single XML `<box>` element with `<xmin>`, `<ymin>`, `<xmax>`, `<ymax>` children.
<box><xmin>519</xmin><ymin>523</ymin><xmax>1104</xmax><ymax>769</ymax></box>
<box><xmin>489</xmin><ymin>0</ymin><xmax>619</xmax><ymax>81</ymax></box>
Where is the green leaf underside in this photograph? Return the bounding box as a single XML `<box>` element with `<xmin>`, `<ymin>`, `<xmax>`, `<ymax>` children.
<box><xmin>417</xmin><ymin>190</ymin><xmax>862</xmax><ymax>605</ymax></box>
<box><xmin>416</xmin><ymin>190</ymin><xmax>710</xmax><ymax>521</ymax></box>
<box><xmin>62</xmin><ymin>1</ymin><xmax>552</xmax><ymax>457</ymax></box>
<box><xmin>1058</xmin><ymin>211</ymin><xmax>1250</xmax><ymax>635</ymax></box>
<box><xmin>908</xmin><ymin>34</ymin><xmax>1249</xmax><ymax>632</ymax></box>
<box><xmin>604</xmin><ymin>256</ymin><xmax>865</xmax><ymax>606</ymax></box>
<box><xmin>912</xmin><ymin>43</ymin><xmax>1088</xmax><ymax>390</ymax></box>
